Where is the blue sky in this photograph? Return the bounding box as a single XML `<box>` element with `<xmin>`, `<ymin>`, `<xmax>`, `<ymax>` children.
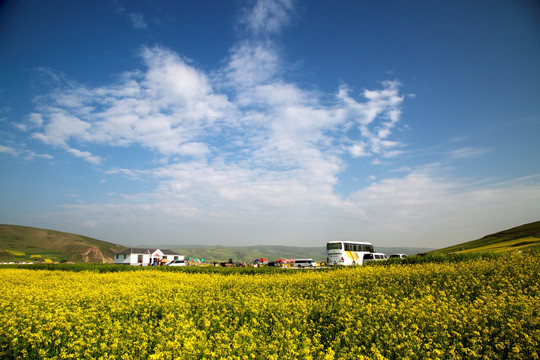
<box><xmin>1</xmin><ymin>0</ymin><xmax>539</xmax><ymax>248</ymax></box>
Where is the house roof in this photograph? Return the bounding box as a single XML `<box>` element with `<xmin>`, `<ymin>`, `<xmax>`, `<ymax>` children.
<box><xmin>161</xmin><ymin>249</ymin><xmax>181</xmax><ymax>255</ymax></box>
<box><xmin>116</xmin><ymin>248</ymin><xmax>181</xmax><ymax>256</ymax></box>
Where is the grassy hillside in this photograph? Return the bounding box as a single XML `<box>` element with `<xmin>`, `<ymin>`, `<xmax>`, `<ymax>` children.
<box><xmin>0</xmin><ymin>225</ymin><xmax>126</xmax><ymax>263</ymax></box>
<box><xmin>430</xmin><ymin>220</ymin><xmax>540</xmax><ymax>254</ymax></box>
<box><xmin>170</xmin><ymin>245</ymin><xmax>327</xmax><ymax>263</ymax></box>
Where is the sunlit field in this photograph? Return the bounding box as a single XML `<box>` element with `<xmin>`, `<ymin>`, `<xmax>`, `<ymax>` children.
<box><xmin>1</xmin><ymin>253</ymin><xmax>538</xmax><ymax>359</ymax></box>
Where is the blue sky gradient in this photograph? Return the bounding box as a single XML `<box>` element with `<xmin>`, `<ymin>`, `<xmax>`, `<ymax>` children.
<box><xmin>1</xmin><ymin>0</ymin><xmax>539</xmax><ymax>248</ymax></box>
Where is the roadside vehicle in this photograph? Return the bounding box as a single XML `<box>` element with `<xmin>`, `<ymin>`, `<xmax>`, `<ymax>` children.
<box><xmin>389</xmin><ymin>254</ymin><xmax>408</xmax><ymax>259</ymax></box>
<box><xmin>166</xmin><ymin>259</ymin><xmax>186</xmax><ymax>266</ymax></box>
<box><xmin>362</xmin><ymin>253</ymin><xmax>388</xmax><ymax>263</ymax></box>
<box><xmin>326</xmin><ymin>241</ymin><xmax>374</xmax><ymax>266</ymax></box>
<box><xmin>294</xmin><ymin>259</ymin><xmax>317</xmax><ymax>268</ymax></box>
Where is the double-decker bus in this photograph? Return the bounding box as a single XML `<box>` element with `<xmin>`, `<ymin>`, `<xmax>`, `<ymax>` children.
<box><xmin>326</xmin><ymin>241</ymin><xmax>374</xmax><ymax>266</ymax></box>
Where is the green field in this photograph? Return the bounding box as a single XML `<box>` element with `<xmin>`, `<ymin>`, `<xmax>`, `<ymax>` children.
<box><xmin>1</xmin><ymin>251</ymin><xmax>538</xmax><ymax>359</ymax></box>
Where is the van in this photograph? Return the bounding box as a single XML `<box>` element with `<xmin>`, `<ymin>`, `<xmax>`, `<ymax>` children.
<box><xmin>294</xmin><ymin>259</ymin><xmax>317</xmax><ymax>268</ymax></box>
<box><xmin>362</xmin><ymin>253</ymin><xmax>387</xmax><ymax>263</ymax></box>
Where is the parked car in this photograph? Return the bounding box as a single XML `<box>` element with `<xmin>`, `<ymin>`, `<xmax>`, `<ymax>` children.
<box><xmin>389</xmin><ymin>254</ymin><xmax>408</xmax><ymax>259</ymax></box>
<box><xmin>166</xmin><ymin>259</ymin><xmax>186</xmax><ymax>266</ymax></box>
<box><xmin>362</xmin><ymin>253</ymin><xmax>387</xmax><ymax>263</ymax></box>
<box><xmin>294</xmin><ymin>259</ymin><xmax>317</xmax><ymax>268</ymax></box>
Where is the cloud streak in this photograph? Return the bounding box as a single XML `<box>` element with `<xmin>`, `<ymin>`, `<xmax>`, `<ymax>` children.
<box><xmin>128</xmin><ymin>12</ymin><xmax>147</xmax><ymax>29</ymax></box>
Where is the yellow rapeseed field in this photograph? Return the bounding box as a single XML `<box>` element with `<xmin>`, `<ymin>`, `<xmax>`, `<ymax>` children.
<box><xmin>1</xmin><ymin>253</ymin><xmax>538</xmax><ymax>359</ymax></box>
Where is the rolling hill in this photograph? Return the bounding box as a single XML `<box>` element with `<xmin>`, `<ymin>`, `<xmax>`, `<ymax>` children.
<box><xmin>171</xmin><ymin>245</ymin><xmax>327</xmax><ymax>263</ymax></box>
<box><xmin>0</xmin><ymin>224</ymin><xmax>126</xmax><ymax>263</ymax></box>
<box><xmin>429</xmin><ymin>220</ymin><xmax>540</xmax><ymax>254</ymax></box>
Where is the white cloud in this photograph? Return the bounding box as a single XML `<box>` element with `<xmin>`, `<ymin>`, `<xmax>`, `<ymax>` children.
<box><xmin>349</xmin><ymin>142</ymin><xmax>370</xmax><ymax>157</ymax></box>
<box><xmin>347</xmin><ymin>168</ymin><xmax>540</xmax><ymax>246</ymax></box>
<box><xmin>105</xmin><ymin>167</ymin><xmax>152</xmax><ymax>181</ymax></box>
<box><xmin>26</xmin><ymin>151</ymin><xmax>53</xmax><ymax>161</ymax></box>
<box><xmin>0</xmin><ymin>143</ymin><xmax>53</xmax><ymax>161</ymax></box>
<box><xmin>224</xmin><ymin>43</ymin><xmax>281</xmax><ymax>88</ymax></box>
<box><xmin>35</xmin><ymin>168</ymin><xmax>540</xmax><ymax>247</ymax></box>
<box><xmin>450</xmin><ymin>146</ymin><xmax>488</xmax><ymax>159</ymax></box>
<box><xmin>128</xmin><ymin>12</ymin><xmax>147</xmax><ymax>29</ymax></box>
<box><xmin>29</xmin><ymin>37</ymin><xmax>405</xmax><ymax>169</ymax></box>
<box><xmin>31</xmin><ymin>110</ymin><xmax>90</xmax><ymax>146</ymax></box>
<box><xmin>239</xmin><ymin>0</ymin><xmax>295</xmax><ymax>37</ymax></box>
<box><xmin>66</xmin><ymin>147</ymin><xmax>102</xmax><ymax>165</ymax></box>
<box><xmin>0</xmin><ymin>144</ymin><xmax>18</xmax><ymax>156</ymax></box>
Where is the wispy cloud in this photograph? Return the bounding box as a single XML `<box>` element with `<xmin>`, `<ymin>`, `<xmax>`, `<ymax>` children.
<box><xmin>128</xmin><ymin>12</ymin><xmax>147</xmax><ymax>29</ymax></box>
<box><xmin>239</xmin><ymin>0</ymin><xmax>295</xmax><ymax>37</ymax></box>
<box><xmin>449</xmin><ymin>146</ymin><xmax>488</xmax><ymax>159</ymax></box>
<box><xmin>66</xmin><ymin>147</ymin><xmax>102</xmax><ymax>165</ymax></box>
<box><xmin>0</xmin><ymin>143</ymin><xmax>53</xmax><ymax>161</ymax></box>
<box><xmin>115</xmin><ymin>5</ymin><xmax>148</xmax><ymax>30</ymax></box>
<box><xmin>0</xmin><ymin>144</ymin><xmax>18</xmax><ymax>156</ymax></box>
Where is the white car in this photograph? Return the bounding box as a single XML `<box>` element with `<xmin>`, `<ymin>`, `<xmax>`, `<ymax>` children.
<box><xmin>166</xmin><ymin>260</ymin><xmax>186</xmax><ymax>266</ymax></box>
<box><xmin>294</xmin><ymin>259</ymin><xmax>317</xmax><ymax>268</ymax></box>
<box><xmin>389</xmin><ymin>254</ymin><xmax>407</xmax><ymax>259</ymax></box>
<box><xmin>362</xmin><ymin>253</ymin><xmax>387</xmax><ymax>263</ymax></box>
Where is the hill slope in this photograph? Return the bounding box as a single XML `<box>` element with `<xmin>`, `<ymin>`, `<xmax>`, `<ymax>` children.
<box><xmin>0</xmin><ymin>224</ymin><xmax>126</xmax><ymax>263</ymax></box>
<box><xmin>170</xmin><ymin>245</ymin><xmax>327</xmax><ymax>263</ymax></box>
<box><xmin>430</xmin><ymin>220</ymin><xmax>540</xmax><ymax>254</ymax></box>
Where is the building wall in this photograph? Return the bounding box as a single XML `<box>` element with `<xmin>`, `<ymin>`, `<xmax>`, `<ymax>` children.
<box><xmin>113</xmin><ymin>253</ymin><xmax>134</xmax><ymax>265</ymax></box>
<box><xmin>113</xmin><ymin>251</ymin><xmax>184</xmax><ymax>266</ymax></box>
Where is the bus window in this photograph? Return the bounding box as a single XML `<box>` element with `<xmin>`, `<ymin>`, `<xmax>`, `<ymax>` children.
<box><xmin>327</xmin><ymin>243</ymin><xmax>342</xmax><ymax>250</ymax></box>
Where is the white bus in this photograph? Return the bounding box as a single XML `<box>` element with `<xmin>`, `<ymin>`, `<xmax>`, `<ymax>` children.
<box><xmin>326</xmin><ymin>241</ymin><xmax>374</xmax><ymax>266</ymax></box>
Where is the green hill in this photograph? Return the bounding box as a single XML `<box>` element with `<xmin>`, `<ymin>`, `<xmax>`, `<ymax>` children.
<box><xmin>169</xmin><ymin>245</ymin><xmax>327</xmax><ymax>263</ymax></box>
<box><xmin>430</xmin><ymin>220</ymin><xmax>540</xmax><ymax>254</ymax></box>
<box><xmin>0</xmin><ymin>224</ymin><xmax>126</xmax><ymax>263</ymax></box>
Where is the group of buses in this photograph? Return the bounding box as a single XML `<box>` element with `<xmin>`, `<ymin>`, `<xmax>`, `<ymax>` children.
<box><xmin>326</xmin><ymin>241</ymin><xmax>405</xmax><ymax>266</ymax></box>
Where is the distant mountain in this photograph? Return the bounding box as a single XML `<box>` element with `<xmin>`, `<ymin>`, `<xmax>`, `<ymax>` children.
<box><xmin>0</xmin><ymin>224</ymin><xmax>126</xmax><ymax>263</ymax></box>
<box><xmin>430</xmin><ymin>220</ymin><xmax>540</xmax><ymax>254</ymax></box>
<box><xmin>169</xmin><ymin>245</ymin><xmax>327</xmax><ymax>263</ymax></box>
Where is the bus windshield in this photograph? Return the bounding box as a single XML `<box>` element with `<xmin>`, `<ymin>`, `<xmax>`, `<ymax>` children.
<box><xmin>327</xmin><ymin>242</ymin><xmax>342</xmax><ymax>250</ymax></box>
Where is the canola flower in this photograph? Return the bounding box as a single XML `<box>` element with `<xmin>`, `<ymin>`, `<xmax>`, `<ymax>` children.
<box><xmin>0</xmin><ymin>253</ymin><xmax>538</xmax><ymax>359</ymax></box>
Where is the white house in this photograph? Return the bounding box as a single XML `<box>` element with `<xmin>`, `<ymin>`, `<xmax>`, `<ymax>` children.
<box><xmin>114</xmin><ymin>248</ymin><xmax>184</xmax><ymax>266</ymax></box>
